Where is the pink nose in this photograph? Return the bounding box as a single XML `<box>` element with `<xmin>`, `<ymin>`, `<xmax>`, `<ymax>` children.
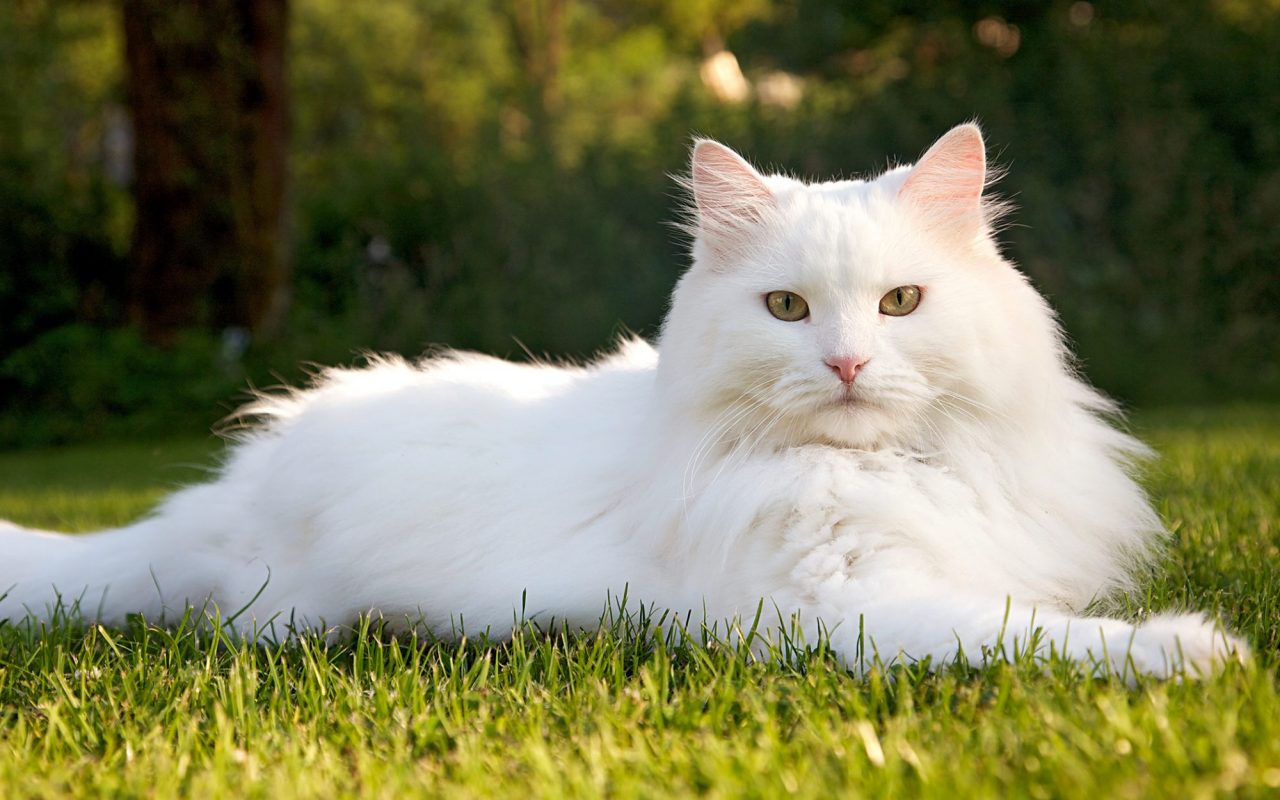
<box><xmin>825</xmin><ymin>355</ymin><xmax>868</xmax><ymax>383</ymax></box>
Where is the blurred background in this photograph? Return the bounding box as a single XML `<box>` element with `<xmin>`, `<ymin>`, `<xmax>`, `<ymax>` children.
<box><xmin>1</xmin><ymin>0</ymin><xmax>1277</xmax><ymax>446</ymax></box>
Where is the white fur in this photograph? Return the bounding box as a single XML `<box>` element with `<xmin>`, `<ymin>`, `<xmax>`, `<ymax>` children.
<box><xmin>0</xmin><ymin>125</ymin><xmax>1246</xmax><ymax>677</ymax></box>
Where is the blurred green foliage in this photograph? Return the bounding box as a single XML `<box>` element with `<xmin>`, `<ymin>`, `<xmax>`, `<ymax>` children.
<box><xmin>1</xmin><ymin>0</ymin><xmax>1278</xmax><ymax>445</ymax></box>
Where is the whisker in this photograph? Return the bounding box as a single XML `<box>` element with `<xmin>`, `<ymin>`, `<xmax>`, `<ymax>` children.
<box><xmin>681</xmin><ymin>376</ymin><xmax>779</xmax><ymax>501</ymax></box>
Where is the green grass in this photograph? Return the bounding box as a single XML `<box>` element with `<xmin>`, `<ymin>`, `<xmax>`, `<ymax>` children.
<box><xmin>1</xmin><ymin>409</ymin><xmax>1278</xmax><ymax>798</ymax></box>
<box><xmin>0</xmin><ymin>438</ymin><xmax>223</xmax><ymax>532</ymax></box>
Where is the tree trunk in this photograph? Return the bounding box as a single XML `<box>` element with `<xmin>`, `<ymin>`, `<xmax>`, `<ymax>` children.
<box><xmin>122</xmin><ymin>0</ymin><xmax>290</xmax><ymax>345</ymax></box>
<box><xmin>508</xmin><ymin>0</ymin><xmax>566</xmax><ymax>147</ymax></box>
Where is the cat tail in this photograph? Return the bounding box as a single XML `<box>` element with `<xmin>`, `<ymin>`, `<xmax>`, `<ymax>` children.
<box><xmin>0</xmin><ymin>518</ymin><xmax>208</xmax><ymax>628</ymax></box>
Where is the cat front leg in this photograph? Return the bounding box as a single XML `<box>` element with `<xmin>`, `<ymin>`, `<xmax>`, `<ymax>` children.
<box><xmin>751</xmin><ymin>449</ymin><xmax>1247</xmax><ymax>678</ymax></box>
<box><xmin>820</xmin><ymin>580</ymin><xmax>1248</xmax><ymax>680</ymax></box>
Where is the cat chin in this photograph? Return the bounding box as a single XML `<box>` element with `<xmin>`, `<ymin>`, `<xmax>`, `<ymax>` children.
<box><xmin>801</xmin><ymin>402</ymin><xmax>907</xmax><ymax>449</ymax></box>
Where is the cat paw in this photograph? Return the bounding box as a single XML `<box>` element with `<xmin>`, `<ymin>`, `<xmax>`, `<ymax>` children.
<box><xmin>1121</xmin><ymin>613</ymin><xmax>1249</xmax><ymax>679</ymax></box>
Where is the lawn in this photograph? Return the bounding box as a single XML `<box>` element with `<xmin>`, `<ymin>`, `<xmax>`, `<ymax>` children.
<box><xmin>1</xmin><ymin>409</ymin><xmax>1278</xmax><ymax>798</ymax></box>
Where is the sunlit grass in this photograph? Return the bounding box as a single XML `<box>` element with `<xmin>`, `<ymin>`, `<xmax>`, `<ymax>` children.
<box><xmin>0</xmin><ymin>438</ymin><xmax>221</xmax><ymax>531</ymax></box>
<box><xmin>0</xmin><ymin>408</ymin><xmax>1277</xmax><ymax>797</ymax></box>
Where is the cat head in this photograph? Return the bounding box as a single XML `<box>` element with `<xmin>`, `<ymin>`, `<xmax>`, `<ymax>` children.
<box><xmin>659</xmin><ymin>124</ymin><xmax>1071</xmax><ymax>450</ymax></box>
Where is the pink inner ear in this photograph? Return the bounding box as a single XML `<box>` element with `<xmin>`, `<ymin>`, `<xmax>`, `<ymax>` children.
<box><xmin>691</xmin><ymin>140</ymin><xmax>774</xmax><ymax>232</ymax></box>
<box><xmin>899</xmin><ymin>124</ymin><xmax>987</xmax><ymax>226</ymax></box>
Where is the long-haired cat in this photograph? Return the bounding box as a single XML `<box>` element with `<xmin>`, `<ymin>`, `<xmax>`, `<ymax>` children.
<box><xmin>1</xmin><ymin>124</ymin><xmax>1246</xmax><ymax>677</ymax></box>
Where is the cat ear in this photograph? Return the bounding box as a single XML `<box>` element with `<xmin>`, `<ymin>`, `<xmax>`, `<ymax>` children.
<box><xmin>898</xmin><ymin>123</ymin><xmax>989</xmax><ymax>238</ymax></box>
<box><xmin>690</xmin><ymin>140</ymin><xmax>776</xmax><ymax>244</ymax></box>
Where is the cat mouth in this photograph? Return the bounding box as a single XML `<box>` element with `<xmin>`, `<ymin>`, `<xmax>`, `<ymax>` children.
<box><xmin>826</xmin><ymin>384</ymin><xmax>891</xmax><ymax>412</ymax></box>
<box><xmin>830</xmin><ymin>389</ymin><xmax>869</xmax><ymax>409</ymax></box>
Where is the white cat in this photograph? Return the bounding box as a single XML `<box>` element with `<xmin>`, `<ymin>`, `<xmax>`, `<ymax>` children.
<box><xmin>1</xmin><ymin>124</ymin><xmax>1246</xmax><ymax>678</ymax></box>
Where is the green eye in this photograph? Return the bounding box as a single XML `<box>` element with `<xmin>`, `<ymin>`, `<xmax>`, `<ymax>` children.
<box><xmin>765</xmin><ymin>291</ymin><xmax>810</xmax><ymax>321</ymax></box>
<box><xmin>879</xmin><ymin>285</ymin><xmax>922</xmax><ymax>316</ymax></box>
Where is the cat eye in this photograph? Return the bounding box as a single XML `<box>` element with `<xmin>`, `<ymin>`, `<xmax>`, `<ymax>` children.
<box><xmin>879</xmin><ymin>285</ymin><xmax>922</xmax><ymax>316</ymax></box>
<box><xmin>765</xmin><ymin>291</ymin><xmax>810</xmax><ymax>321</ymax></box>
